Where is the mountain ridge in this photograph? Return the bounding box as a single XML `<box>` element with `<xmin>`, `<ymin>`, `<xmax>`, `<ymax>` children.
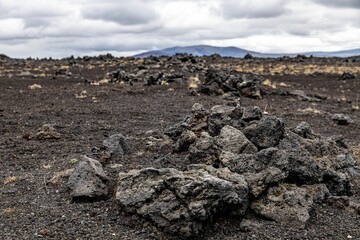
<box><xmin>134</xmin><ymin>45</ymin><xmax>360</xmax><ymax>58</ymax></box>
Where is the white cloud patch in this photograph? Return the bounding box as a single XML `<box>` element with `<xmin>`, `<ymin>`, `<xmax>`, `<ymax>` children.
<box><xmin>0</xmin><ymin>0</ymin><xmax>359</xmax><ymax>58</ymax></box>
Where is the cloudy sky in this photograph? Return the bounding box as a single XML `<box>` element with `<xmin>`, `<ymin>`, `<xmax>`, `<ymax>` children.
<box><xmin>0</xmin><ymin>0</ymin><xmax>359</xmax><ymax>58</ymax></box>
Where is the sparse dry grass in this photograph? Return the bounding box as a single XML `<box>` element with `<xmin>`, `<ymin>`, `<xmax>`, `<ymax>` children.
<box><xmin>28</xmin><ymin>84</ymin><xmax>42</xmax><ymax>90</ymax></box>
<box><xmin>297</xmin><ymin>107</ymin><xmax>322</xmax><ymax>114</ymax></box>
<box><xmin>235</xmin><ymin>63</ymin><xmax>360</xmax><ymax>75</ymax></box>
<box><xmin>352</xmin><ymin>95</ymin><xmax>359</xmax><ymax>111</ymax></box>
<box><xmin>1</xmin><ymin>208</ymin><xmax>15</xmax><ymax>215</ymax></box>
<box><xmin>188</xmin><ymin>75</ymin><xmax>200</xmax><ymax>89</ymax></box>
<box><xmin>351</xmin><ymin>147</ymin><xmax>360</xmax><ymax>165</ymax></box>
<box><xmin>262</xmin><ymin>79</ymin><xmax>277</xmax><ymax>89</ymax></box>
<box><xmin>3</xmin><ymin>176</ymin><xmax>17</xmax><ymax>184</ymax></box>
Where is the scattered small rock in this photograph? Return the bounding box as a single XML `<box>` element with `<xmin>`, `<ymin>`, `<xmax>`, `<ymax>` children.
<box><xmin>339</xmin><ymin>72</ymin><xmax>356</xmax><ymax>80</ymax></box>
<box><xmin>332</xmin><ymin>114</ymin><xmax>353</xmax><ymax>125</ymax></box>
<box><xmin>292</xmin><ymin>121</ymin><xmax>318</xmax><ymax>139</ymax></box>
<box><xmin>240</xmin><ymin>219</ymin><xmax>260</xmax><ymax>232</ymax></box>
<box><xmin>36</xmin><ymin>124</ymin><xmax>61</xmax><ymax>140</ymax></box>
<box><xmin>102</xmin><ymin>134</ymin><xmax>130</xmax><ymax>156</ymax></box>
<box><xmin>67</xmin><ymin>156</ymin><xmax>109</xmax><ymax>201</ymax></box>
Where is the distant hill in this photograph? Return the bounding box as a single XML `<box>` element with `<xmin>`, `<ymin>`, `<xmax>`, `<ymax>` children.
<box><xmin>0</xmin><ymin>53</ymin><xmax>10</xmax><ymax>60</ymax></box>
<box><xmin>304</xmin><ymin>49</ymin><xmax>360</xmax><ymax>57</ymax></box>
<box><xmin>134</xmin><ymin>45</ymin><xmax>360</xmax><ymax>58</ymax></box>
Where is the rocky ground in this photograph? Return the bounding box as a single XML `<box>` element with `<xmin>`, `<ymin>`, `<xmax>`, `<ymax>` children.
<box><xmin>1</xmin><ymin>54</ymin><xmax>360</xmax><ymax>239</ymax></box>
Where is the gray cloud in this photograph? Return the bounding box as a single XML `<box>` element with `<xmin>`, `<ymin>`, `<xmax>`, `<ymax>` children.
<box><xmin>221</xmin><ymin>0</ymin><xmax>288</xmax><ymax>19</ymax></box>
<box><xmin>0</xmin><ymin>0</ymin><xmax>359</xmax><ymax>58</ymax></box>
<box><xmin>312</xmin><ymin>0</ymin><xmax>360</xmax><ymax>8</ymax></box>
<box><xmin>81</xmin><ymin>1</ymin><xmax>159</xmax><ymax>25</ymax></box>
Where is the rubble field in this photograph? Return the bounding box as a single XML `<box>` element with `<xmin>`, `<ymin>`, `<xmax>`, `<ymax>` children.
<box><xmin>1</xmin><ymin>54</ymin><xmax>360</xmax><ymax>239</ymax></box>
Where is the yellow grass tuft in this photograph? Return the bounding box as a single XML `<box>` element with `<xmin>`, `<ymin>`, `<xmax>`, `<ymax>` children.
<box><xmin>188</xmin><ymin>75</ymin><xmax>200</xmax><ymax>89</ymax></box>
<box><xmin>75</xmin><ymin>90</ymin><xmax>87</xmax><ymax>99</ymax></box>
<box><xmin>297</xmin><ymin>107</ymin><xmax>322</xmax><ymax>114</ymax></box>
<box><xmin>4</xmin><ymin>176</ymin><xmax>17</xmax><ymax>184</ymax></box>
<box><xmin>28</xmin><ymin>84</ymin><xmax>42</xmax><ymax>90</ymax></box>
<box><xmin>351</xmin><ymin>147</ymin><xmax>360</xmax><ymax>165</ymax></box>
<box><xmin>2</xmin><ymin>208</ymin><xmax>15</xmax><ymax>215</ymax></box>
<box><xmin>262</xmin><ymin>79</ymin><xmax>277</xmax><ymax>89</ymax></box>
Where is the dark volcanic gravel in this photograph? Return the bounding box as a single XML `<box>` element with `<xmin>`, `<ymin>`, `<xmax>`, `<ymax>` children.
<box><xmin>1</xmin><ymin>56</ymin><xmax>360</xmax><ymax>239</ymax></box>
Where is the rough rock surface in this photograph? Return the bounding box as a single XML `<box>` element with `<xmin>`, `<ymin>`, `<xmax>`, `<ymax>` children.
<box><xmin>251</xmin><ymin>184</ymin><xmax>330</xmax><ymax>227</ymax></box>
<box><xmin>188</xmin><ymin>132</ymin><xmax>220</xmax><ymax>163</ymax></box>
<box><xmin>338</xmin><ymin>72</ymin><xmax>356</xmax><ymax>80</ymax></box>
<box><xmin>147</xmin><ymin>102</ymin><xmax>358</xmax><ymax>236</ymax></box>
<box><xmin>219</xmin><ymin>147</ymin><xmax>288</xmax><ymax>174</ymax></box>
<box><xmin>116</xmin><ymin>165</ymin><xmax>249</xmax><ymax>237</ymax></box>
<box><xmin>102</xmin><ymin>134</ymin><xmax>130</xmax><ymax>156</ymax></box>
<box><xmin>67</xmin><ymin>156</ymin><xmax>108</xmax><ymax>200</ymax></box>
<box><xmin>243</xmin><ymin>116</ymin><xmax>285</xmax><ymax>149</ymax></box>
<box><xmin>198</xmin><ymin>69</ymin><xmax>264</xmax><ymax>99</ymax></box>
<box><xmin>332</xmin><ymin>113</ymin><xmax>353</xmax><ymax>125</ymax></box>
<box><xmin>215</xmin><ymin>125</ymin><xmax>257</xmax><ymax>154</ymax></box>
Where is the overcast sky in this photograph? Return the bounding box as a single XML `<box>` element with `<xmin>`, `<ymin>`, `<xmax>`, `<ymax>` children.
<box><xmin>0</xmin><ymin>0</ymin><xmax>359</xmax><ymax>58</ymax></box>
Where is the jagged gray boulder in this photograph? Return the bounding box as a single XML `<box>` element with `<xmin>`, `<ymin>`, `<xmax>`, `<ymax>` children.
<box><xmin>215</xmin><ymin>125</ymin><xmax>257</xmax><ymax>154</ymax></box>
<box><xmin>251</xmin><ymin>184</ymin><xmax>329</xmax><ymax>228</ymax></box>
<box><xmin>207</xmin><ymin>105</ymin><xmax>243</xmax><ymax>136</ymax></box>
<box><xmin>164</xmin><ymin>120</ymin><xmax>189</xmax><ymax>140</ymax></box>
<box><xmin>279</xmin><ymin>132</ymin><xmax>353</xmax><ymax>196</ymax></box>
<box><xmin>243</xmin><ymin>116</ymin><xmax>285</xmax><ymax>149</ymax></box>
<box><xmin>244</xmin><ymin>167</ymin><xmax>287</xmax><ymax>197</ymax></box>
<box><xmin>67</xmin><ymin>156</ymin><xmax>108</xmax><ymax>200</ymax></box>
<box><xmin>292</xmin><ymin>122</ymin><xmax>318</xmax><ymax>139</ymax></box>
<box><xmin>174</xmin><ymin>130</ymin><xmax>197</xmax><ymax>152</ymax></box>
<box><xmin>191</xmin><ymin>103</ymin><xmax>208</xmax><ymax>119</ymax></box>
<box><xmin>242</xmin><ymin>106</ymin><xmax>262</xmax><ymax>122</ymax></box>
<box><xmin>189</xmin><ymin>132</ymin><xmax>220</xmax><ymax>163</ymax></box>
<box><xmin>116</xmin><ymin>166</ymin><xmax>249</xmax><ymax>237</ymax></box>
<box><xmin>219</xmin><ymin>147</ymin><xmax>288</xmax><ymax>174</ymax></box>
<box><xmin>102</xmin><ymin>134</ymin><xmax>129</xmax><ymax>156</ymax></box>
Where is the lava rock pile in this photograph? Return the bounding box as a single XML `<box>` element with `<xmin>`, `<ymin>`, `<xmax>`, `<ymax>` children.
<box><xmin>112</xmin><ymin>102</ymin><xmax>358</xmax><ymax>237</ymax></box>
<box><xmin>198</xmin><ymin>69</ymin><xmax>265</xmax><ymax>99</ymax></box>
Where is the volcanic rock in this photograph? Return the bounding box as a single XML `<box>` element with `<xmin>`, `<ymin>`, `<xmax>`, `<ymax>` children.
<box><xmin>109</xmin><ymin>69</ymin><xmax>134</xmax><ymax>83</ymax></box>
<box><xmin>339</xmin><ymin>72</ymin><xmax>356</xmax><ymax>80</ymax></box>
<box><xmin>331</xmin><ymin>113</ymin><xmax>353</xmax><ymax>125</ymax></box>
<box><xmin>242</xmin><ymin>106</ymin><xmax>263</xmax><ymax>122</ymax></box>
<box><xmin>67</xmin><ymin>156</ymin><xmax>108</xmax><ymax>200</ymax></box>
<box><xmin>243</xmin><ymin>116</ymin><xmax>285</xmax><ymax>149</ymax></box>
<box><xmin>219</xmin><ymin>147</ymin><xmax>288</xmax><ymax>174</ymax></box>
<box><xmin>198</xmin><ymin>69</ymin><xmax>265</xmax><ymax>99</ymax></box>
<box><xmin>292</xmin><ymin>121</ymin><xmax>318</xmax><ymax>139</ymax></box>
<box><xmin>188</xmin><ymin>132</ymin><xmax>220</xmax><ymax>163</ymax></box>
<box><xmin>116</xmin><ymin>166</ymin><xmax>249</xmax><ymax>237</ymax></box>
<box><xmin>207</xmin><ymin>104</ymin><xmax>243</xmax><ymax>136</ymax></box>
<box><xmin>215</xmin><ymin>125</ymin><xmax>257</xmax><ymax>154</ymax></box>
<box><xmin>102</xmin><ymin>134</ymin><xmax>130</xmax><ymax>156</ymax></box>
<box><xmin>251</xmin><ymin>184</ymin><xmax>329</xmax><ymax>227</ymax></box>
